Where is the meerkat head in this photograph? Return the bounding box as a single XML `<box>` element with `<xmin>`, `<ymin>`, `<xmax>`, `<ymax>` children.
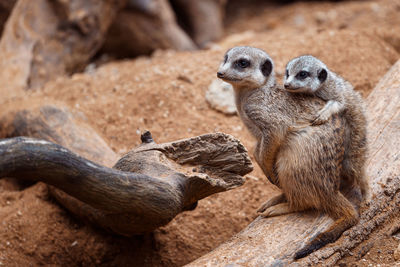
<box><xmin>283</xmin><ymin>55</ymin><xmax>329</xmax><ymax>94</ymax></box>
<box><xmin>217</xmin><ymin>46</ymin><xmax>275</xmax><ymax>90</ymax></box>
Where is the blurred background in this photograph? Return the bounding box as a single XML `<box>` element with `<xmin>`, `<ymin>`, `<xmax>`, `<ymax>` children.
<box><xmin>2</xmin><ymin>0</ymin><xmax>398</xmax><ymax>92</ymax></box>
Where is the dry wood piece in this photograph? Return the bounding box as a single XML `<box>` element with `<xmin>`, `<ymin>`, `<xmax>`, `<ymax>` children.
<box><xmin>187</xmin><ymin>61</ymin><xmax>400</xmax><ymax>266</ymax></box>
<box><xmin>0</xmin><ymin>100</ymin><xmax>118</xmax><ymax>166</ymax></box>
<box><xmin>0</xmin><ymin>0</ymin><xmax>15</xmax><ymax>34</ymax></box>
<box><xmin>102</xmin><ymin>0</ymin><xmax>197</xmax><ymax>57</ymax></box>
<box><xmin>171</xmin><ymin>0</ymin><xmax>226</xmax><ymax>48</ymax></box>
<box><xmin>0</xmin><ymin>102</ymin><xmax>252</xmax><ymax>235</ymax></box>
<box><xmin>0</xmin><ymin>0</ymin><xmax>125</xmax><ymax>93</ymax></box>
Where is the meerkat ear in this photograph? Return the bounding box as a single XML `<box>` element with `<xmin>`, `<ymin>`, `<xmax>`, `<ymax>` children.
<box><xmin>261</xmin><ymin>59</ymin><xmax>273</xmax><ymax>77</ymax></box>
<box><xmin>318</xmin><ymin>68</ymin><xmax>327</xmax><ymax>83</ymax></box>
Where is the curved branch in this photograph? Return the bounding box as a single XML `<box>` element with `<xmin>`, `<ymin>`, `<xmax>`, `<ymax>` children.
<box><xmin>0</xmin><ymin>137</ymin><xmax>182</xmax><ymax>215</ymax></box>
<box><xmin>0</xmin><ymin>134</ymin><xmax>252</xmax><ymax>235</ymax></box>
<box><xmin>0</xmin><ymin>132</ymin><xmax>251</xmax><ymax>235</ymax></box>
<box><xmin>0</xmin><ymin>101</ymin><xmax>252</xmax><ymax>235</ymax></box>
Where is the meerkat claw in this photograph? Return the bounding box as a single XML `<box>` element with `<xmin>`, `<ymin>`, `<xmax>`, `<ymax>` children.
<box><xmin>288</xmin><ymin>124</ymin><xmax>308</xmax><ymax>131</ymax></box>
<box><xmin>257</xmin><ymin>193</ymin><xmax>286</xmax><ymax>213</ymax></box>
<box><xmin>311</xmin><ymin>116</ymin><xmax>326</xmax><ymax>125</ymax></box>
<box><xmin>259</xmin><ymin>203</ymin><xmax>292</xmax><ymax>218</ymax></box>
<box><xmin>257</xmin><ymin>202</ymin><xmax>272</xmax><ymax>213</ymax></box>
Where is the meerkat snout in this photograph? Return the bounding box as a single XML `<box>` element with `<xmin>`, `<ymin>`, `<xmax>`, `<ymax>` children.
<box><xmin>217</xmin><ymin>71</ymin><xmax>225</xmax><ymax>78</ymax></box>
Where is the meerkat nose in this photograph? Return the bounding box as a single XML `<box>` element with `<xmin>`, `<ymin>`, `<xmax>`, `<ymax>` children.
<box><xmin>217</xmin><ymin>72</ymin><xmax>225</xmax><ymax>78</ymax></box>
<box><xmin>284</xmin><ymin>83</ymin><xmax>290</xmax><ymax>89</ymax></box>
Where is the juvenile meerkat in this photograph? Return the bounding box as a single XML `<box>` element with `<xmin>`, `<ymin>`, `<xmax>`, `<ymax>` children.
<box><xmin>284</xmin><ymin>55</ymin><xmax>368</xmax><ymax>201</ymax></box>
<box><xmin>217</xmin><ymin>46</ymin><xmax>360</xmax><ymax>259</ymax></box>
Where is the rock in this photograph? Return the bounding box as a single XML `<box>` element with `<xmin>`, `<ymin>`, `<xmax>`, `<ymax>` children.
<box><xmin>205</xmin><ymin>79</ymin><xmax>236</xmax><ymax>115</ymax></box>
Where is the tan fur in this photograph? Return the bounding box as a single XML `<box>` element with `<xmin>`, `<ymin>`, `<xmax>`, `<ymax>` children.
<box><xmin>284</xmin><ymin>55</ymin><xmax>369</xmax><ymax>201</ymax></box>
<box><xmin>217</xmin><ymin>46</ymin><xmax>366</xmax><ymax>258</ymax></box>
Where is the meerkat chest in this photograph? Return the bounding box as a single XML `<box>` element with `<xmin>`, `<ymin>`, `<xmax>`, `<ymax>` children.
<box><xmin>238</xmin><ymin>105</ymin><xmax>262</xmax><ymax>138</ymax></box>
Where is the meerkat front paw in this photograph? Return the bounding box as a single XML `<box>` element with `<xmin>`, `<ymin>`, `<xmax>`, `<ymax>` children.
<box><xmin>288</xmin><ymin>123</ymin><xmax>311</xmax><ymax>132</ymax></box>
<box><xmin>257</xmin><ymin>200</ymin><xmax>276</xmax><ymax>213</ymax></box>
<box><xmin>257</xmin><ymin>193</ymin><xmax>286</xmax><ymax>213</ymax></box>
<box><xmin>259</xmin><ymin>203</ymin><xmax>292</xmax><ymax>218</ymax></box>
<box><xmin>311</xmin><ymin>110</ymin><xmax>331</xmax><ymax>125</ymax></box>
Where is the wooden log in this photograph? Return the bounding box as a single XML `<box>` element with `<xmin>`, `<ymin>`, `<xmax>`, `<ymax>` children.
<box><xmin>0</xmin><ymin>0</ymin><xmax>15</xmax><ymax>35</ymax></box>
<box><xmin>0</xmin><ymin>0</ymin><xmax>125</xmax><ymax>94</ymax></box>
<box><xmin>0</xmin><ymin>100</ymin><xmax>118</xmax><ymax>166</ymax></box>
<box><xmin>187</xmin><ymin>60</ymin><xmax>400</xmax><ymax>266</ymax></box>
<box><xmin>171</xmin><ymin>0</ymin><xmax>226</xmax><ymax>48</ymax></box>
<box><xmin>0</xmin><ymin>102</ymin><xmax>252</xmax><ymax>235</ymax></box>
<box><xmin>102</xmin><ymin>0</ymin><xmax>197</xmax><ymax>57</ymax></box>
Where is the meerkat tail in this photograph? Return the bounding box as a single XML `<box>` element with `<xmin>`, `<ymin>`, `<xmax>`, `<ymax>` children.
<box><xmin>294</xmin><ymin>217</ymin><xmax>353</xmax><ymax>259</ymax></box>
<box><xmin>294</xmin><ymin>193</ymin><xmax>359</xmax><ymax>259</ymax></box>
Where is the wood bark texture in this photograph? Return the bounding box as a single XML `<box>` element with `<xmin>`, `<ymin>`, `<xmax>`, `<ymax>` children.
<box><xmin>171</xmin><ymin>0</ymin><xmax>226</xmax><ymax>48</ymax></box>
<box><xmin>188</xmin><ymin>60</ymin><xmax>400</xmax><ymax>266</ymax></box>
<box><xmin>0</xmin><ymin>0</ymin><xmax>15</xmax><ymax>35</ymax></box>
<box><xmin>0</xmin><ymin>101</ymin><xmax>252</xmax><ymax>235</ymax></box>
<box><xmin>102</xmin><ymin>0</ymin><xmax>197</xmax><ymax>57</ymax></box>
<box><xmin>0</xmin><ymin>0</ymin><xmax>125</xmax><ymax>94</ymax></box>
<box><xmin>0</xmin><ymin>100</ymin><xmax>118</xmax><ymax>166</ymax></box>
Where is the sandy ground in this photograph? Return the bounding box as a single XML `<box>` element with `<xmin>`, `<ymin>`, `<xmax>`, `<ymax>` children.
<box><xmin>1</xmin><ymin>0</ymin><xmax>400</xmax><ymax>266</ymax></box>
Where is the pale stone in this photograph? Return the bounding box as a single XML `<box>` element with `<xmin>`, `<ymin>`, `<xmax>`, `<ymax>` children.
<box><xmin>205</xmin><ymin>79</ymin><xmax>236</xmax><ymax>115</ymax></box>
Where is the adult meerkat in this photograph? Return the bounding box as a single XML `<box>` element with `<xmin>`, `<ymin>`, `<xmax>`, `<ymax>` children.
<box><xmin>284</xmin><ymin>55</ymin><xmax>368</xmax><ymax>201</ymax></box>
<box><xmin>217</xmin><ymin>46</ymin><xmax>360</xmax><ymax>259</ymax></box>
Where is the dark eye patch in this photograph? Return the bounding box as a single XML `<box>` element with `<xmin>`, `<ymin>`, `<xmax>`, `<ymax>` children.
<box><xmin>296</xmin><ymin>70</ymin><xmax>309</xmax><ymax>80</ymax></box>
<box><xmin>285</xmin><ymin>69</ymin><xmax>289</xmax><ymax>78</ymax></box>
<box><xmin>235</xmin><ymin>58</ymin><xmax>251</xmax><ymax>69</ymax></box>
<box><xmin>261</xmin><ymin>59</ymin><xmax>272</xmax><ymax>77</ymax></box>
<box><xmin>318</xmin><ymin>68</ymin><xmax>327</xmax><ymax>83</ymax></box>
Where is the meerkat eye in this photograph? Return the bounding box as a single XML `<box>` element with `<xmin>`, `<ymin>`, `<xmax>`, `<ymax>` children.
<box><xmin>285</xmin><ymin>69</ymin><xmax>289</xmax><ymax>78</ymax></box>
<box><xmin>235</xmin><ymin>58</ymin><xmax>250</xmax><ymax>69</ymax></box>
<box><xmin>296</xmin><ymin>71</ymin><xmax>309</xmax><ymax>80</ymax></box>
<box><xmin>223</xmin><ymin>55</ymin><xmax>228</xmax><ymax>64</ymax></box>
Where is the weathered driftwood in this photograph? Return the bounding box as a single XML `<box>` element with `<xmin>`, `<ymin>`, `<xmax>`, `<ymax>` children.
<box><xmin>0</xmin><ymin>101</ymin><xmax>118</xmax><ymax>166</ymax></box>
<box><xmin>0</xmin><ymin>0</ymin><xmax>224</xmax><ymax>92</ymax></box>
<box><xmin>0</xmin><ymin>102</ymin><xmax>252</xmax><ymax>235</ymax></box>
<box><xmin>0</xmin><ymin>0</ymin><xmax>15</xmax><ymax>34</ymax></box>
<box><xmin>0</xmin><ymin>0</ymin><xmax>125</xmax><ymax>92</ymax></box>
<box><xmin>171</xmin><ymin>0</ymin><xmax>226</xmax><ymax>48</ymax></box>
<box><xmin>188</xmin><ymin>61</ymin><xmax>400</xmax><ymax>266</ymax></box>
<box><xmin>102</xmin><ymin>0</ymin><xmax>197</xmax><ymax>57</ymax></box>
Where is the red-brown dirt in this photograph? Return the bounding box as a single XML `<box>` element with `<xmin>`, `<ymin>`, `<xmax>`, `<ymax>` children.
<box><xmin>1</xmin><ymin>0</ymin><xmax>400</xmax><ymax>266</ymax></box>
